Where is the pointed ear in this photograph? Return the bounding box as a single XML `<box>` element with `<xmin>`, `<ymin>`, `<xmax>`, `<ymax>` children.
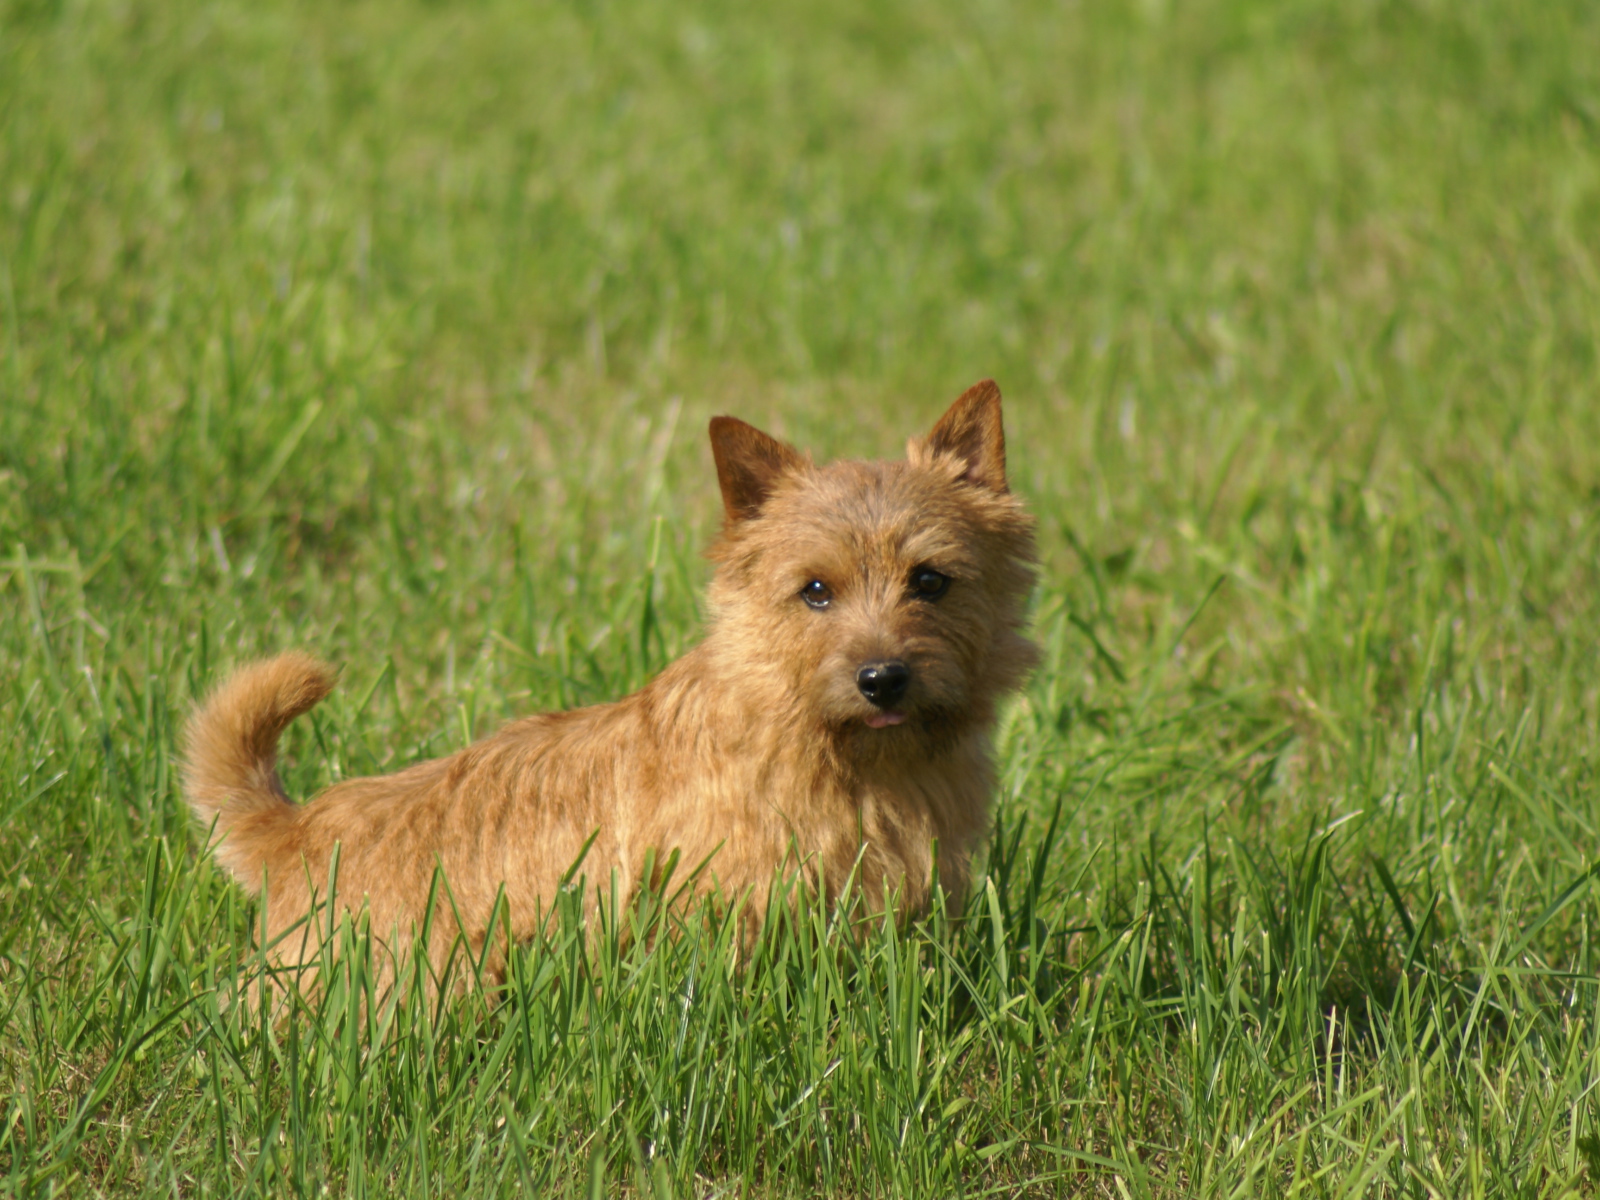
<box><xmin>925</xmin><ymin>379</ymin><xmax>1008</xmax><ymax>492</ymax></box>
<box><xmin>709</xmin><ymin>416</ymin><xmax>805</xmax><ymax>522</ymax></box>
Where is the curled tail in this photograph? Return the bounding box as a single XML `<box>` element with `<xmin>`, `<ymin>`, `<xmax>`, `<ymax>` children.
<box><xmin>183</xmin><ymin>652</ymin><xmax>337</xmax><ymax>890</ymax></box>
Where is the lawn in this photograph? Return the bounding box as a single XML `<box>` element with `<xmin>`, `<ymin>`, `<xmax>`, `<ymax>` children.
<box><xmin>3</xmin><ymin>0</ymin><xmax>1600</xmax><ymax>1194</ymax></box>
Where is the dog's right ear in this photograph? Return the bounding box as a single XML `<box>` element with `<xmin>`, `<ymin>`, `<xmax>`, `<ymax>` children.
<box><xmin>924</xmin><ymin>379</ymin><xmax>1008</xmax><ymax>493</ymax></box>
<box><xmin>709</xmin><ymin>417</ymin><xmax>805</xmax><ymax>523</ymax></box>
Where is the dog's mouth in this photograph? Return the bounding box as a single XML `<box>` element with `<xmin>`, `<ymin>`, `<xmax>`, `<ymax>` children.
<box><xmin>864</xmin><ymin>711</ymin><xmax>907</xmax><ymax>728</ymax></box>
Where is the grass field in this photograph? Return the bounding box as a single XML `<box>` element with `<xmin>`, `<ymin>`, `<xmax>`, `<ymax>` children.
<box><xmin>3</xmin><ymin>0</ymin><xmax>1600</xmax><ymax>1194</ymax></box>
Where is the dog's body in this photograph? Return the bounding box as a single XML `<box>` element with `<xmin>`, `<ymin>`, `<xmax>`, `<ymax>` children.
<box><xmin>185</xmin><ymin>381</ymin><xmax>1036</xmax><ymax>981</ymax></box>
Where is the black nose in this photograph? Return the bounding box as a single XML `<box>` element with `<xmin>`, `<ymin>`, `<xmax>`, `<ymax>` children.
<box><xmin>856</xmin><ymin>660</ymin><xmax>911</xmax><ymax>708</ymax></box>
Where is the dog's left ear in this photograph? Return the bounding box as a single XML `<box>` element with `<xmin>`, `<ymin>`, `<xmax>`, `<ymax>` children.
<box><xmin>924</xmin><ymin>379</ymin><xmax>1008</xmax><ymax>492</ymax></box>
<box><xmin>709</xmin><ymin>416</ymin><xmax>805</xmax><ymax>523</ymax></box>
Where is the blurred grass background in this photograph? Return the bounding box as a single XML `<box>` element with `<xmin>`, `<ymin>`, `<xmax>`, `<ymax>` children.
<box><xmin>3</xmin><ymin>0</ymin><xmax>1600</xmax><ymax>1195</ymax></box>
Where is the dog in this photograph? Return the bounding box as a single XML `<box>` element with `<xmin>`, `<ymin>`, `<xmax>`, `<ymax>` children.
<box><xmin>183</xmin><ymin>380</ymin><xmax>1037</xmax><ymax>986</ymax></box>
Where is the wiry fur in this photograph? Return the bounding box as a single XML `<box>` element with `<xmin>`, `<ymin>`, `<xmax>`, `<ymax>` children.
<box><xmin>184</xmin><ymin>381</ymin><xmax>1038</xmax><ymax>984</ymax></box>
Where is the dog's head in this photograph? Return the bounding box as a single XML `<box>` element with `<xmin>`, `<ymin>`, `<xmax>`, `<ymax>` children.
<box><xmin>704</xmin><ymin>381</ymin><xmax>1038</xmax><ymax>756</ymax></box>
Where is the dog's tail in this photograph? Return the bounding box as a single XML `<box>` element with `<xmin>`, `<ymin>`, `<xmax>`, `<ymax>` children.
<box><xmin>183</xmin><ymin>652</ymin><xmax>337</xmax><ymax>891</ymax></box>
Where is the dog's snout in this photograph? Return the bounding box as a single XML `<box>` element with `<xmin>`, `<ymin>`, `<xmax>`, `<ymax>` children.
<box><xmin>856</xmin><ymin>660</ymin><xmax>911</xmax><ymax>708</ymax></box>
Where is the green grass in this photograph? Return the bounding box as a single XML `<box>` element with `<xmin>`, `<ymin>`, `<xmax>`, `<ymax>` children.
<box><xmin>3</xmin><ymin>0</ymin><xmax>1600</xmax><ymax>1193</ymax></box>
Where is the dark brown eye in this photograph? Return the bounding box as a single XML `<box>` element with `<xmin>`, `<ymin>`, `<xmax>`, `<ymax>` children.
<box><xmin>801</xmin><ymin>580</ymin><xmax>832</xmax><ymax>610</ymax></box>
<box><xmin>911</xmin><ymin>568</ymin><xmax>950</xmax><ymax>600</ymax></box>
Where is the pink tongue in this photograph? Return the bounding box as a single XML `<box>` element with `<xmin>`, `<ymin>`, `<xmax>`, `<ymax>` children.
<box><xmin>865</xmin><ymin>711</ymin><xmax>906</xmax><ymax>728</ymax></box>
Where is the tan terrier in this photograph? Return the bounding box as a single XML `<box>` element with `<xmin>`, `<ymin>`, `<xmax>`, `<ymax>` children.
<box><xmin>184</xmin><ymin>381</ymin><xmax>1037</xmax><ymax>983</ymax></box>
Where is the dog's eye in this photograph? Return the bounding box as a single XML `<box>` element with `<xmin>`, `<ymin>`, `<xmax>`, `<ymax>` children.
<box><xmin>911</xmin><ymin>568</ymin><xmax>950</xmax><ymax>600</ymax></box>
<box><xmin>801</xmin><ymin>580</ymin><xmax>832</xmax><ymax>610</ymax></box>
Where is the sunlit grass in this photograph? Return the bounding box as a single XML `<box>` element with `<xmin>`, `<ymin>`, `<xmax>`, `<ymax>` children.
<box><xmin>3</xmin><ymin>0</ymin><xmax>1600</xmax><ymax>1194</ymax></box>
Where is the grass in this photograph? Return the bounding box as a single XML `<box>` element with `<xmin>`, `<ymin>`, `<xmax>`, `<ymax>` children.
<box><xmin>3</xmin><ymin>0</ymin><xmax>1600</xmax><ymax>1193</ymax></box>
